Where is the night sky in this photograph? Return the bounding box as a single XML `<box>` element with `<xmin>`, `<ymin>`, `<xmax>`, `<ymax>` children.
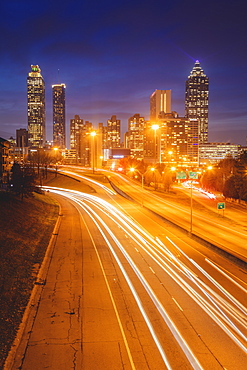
<box><xmin>0</xmin><ymin>0</ymin><xmax>247</xmax><ymax>147</ymax></box>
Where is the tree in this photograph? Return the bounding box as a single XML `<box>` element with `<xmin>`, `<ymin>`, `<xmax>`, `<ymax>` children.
<box><xmin>10</xmin><ymin>163</ymin><xmax>37</xmax><ymax>198</ymax></box>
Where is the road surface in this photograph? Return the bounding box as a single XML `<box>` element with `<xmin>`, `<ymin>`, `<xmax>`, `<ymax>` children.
<box><xmin>6</xmin><ymin>183</ymin><xmax>247</xmax><ymax>369</ymax></box>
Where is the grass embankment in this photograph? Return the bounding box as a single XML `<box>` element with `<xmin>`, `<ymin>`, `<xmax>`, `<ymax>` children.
<box><xmin>0</xmin><ymin>191</ymin><xmax>58</xmax><ymax>369</ymax></box>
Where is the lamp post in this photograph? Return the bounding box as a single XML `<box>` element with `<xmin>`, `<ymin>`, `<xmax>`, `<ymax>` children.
<box><xmin>130</xmin><ymin>167</ymin><xmax>144</xmax><ymax>189</ymax></box>
<box><xmin>130</xmin><ymin>167</ymin><xmax>145</xmax><ymax>205</ymax></box>
<box><xmin>188</xmin><ymin>169</ymin><xmax>199</xmax><ymax>235</ymax></box>
<box><xmin>152</xmin><ymin>124</ymin><xmax>159</xmax><ymax>163</ymax></box>
<box><xmin>53</xmin><ymin>147</ymin><xmax>58</xmax><ymax>177</ymax></box>
<box><xmin>90</xmin><ymin>131</ymin><xmax>96</xmax><ymax>173</ymax></box>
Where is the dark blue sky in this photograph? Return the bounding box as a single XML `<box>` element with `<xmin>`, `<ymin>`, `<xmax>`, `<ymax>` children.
<box><xmin>0</xmin><ymin>0</ymin><xmax>247</xmax><ymax>146</ymax></box>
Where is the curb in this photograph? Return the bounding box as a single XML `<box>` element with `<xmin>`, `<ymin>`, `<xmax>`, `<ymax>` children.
<box><xmin>4</xmin><ymin>197</ymin><xmax>62</xmax><ymax>370</ymax></box>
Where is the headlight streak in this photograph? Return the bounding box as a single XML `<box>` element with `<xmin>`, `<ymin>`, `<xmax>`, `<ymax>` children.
<box><xmin>58</xmin><ymin>170</ymin><xmax>116</xmax><ymax>195</ymax></box>
<box><xmin>81</xmin><ymin>196</ymin><xmax>247</xmax><ymax>347</ymax></box>
<box><xmin>47</xmin><ymin>187</ymin><xmax>203</xmax><ymax>370</ymax></box>
<box><xmin>56</xmin><ymin>191</ymin><xmax>174</xmax><ymax>370</ymax></box>
<box><xmin>45</xmin><ymin>187</ymin><xmax>247</xmax><ymax>360</ymax></box>
<box><xmin>205</xmin><ymin>258</ymin><xmax>247</xmax><ymax>293</ymax></box>
<box><xmin>79</xmin><ymin>192</ymin><xmax>247</xmax><ymax>353</ymax></box>
<box><xmin>166</xmin><ymin>237</ymin><xmax>247</xmax><ymax>319</ymax></box>
<box><xmin>164</xmin><ymin>238</ymin><xmax>247</xmax><ymax>348</ymax></box>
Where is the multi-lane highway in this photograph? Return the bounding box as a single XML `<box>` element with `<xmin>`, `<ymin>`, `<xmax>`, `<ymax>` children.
<box><xmin>45</xmin><ymin>185</ymin><xmax>247</xmax><ymax>369</ymax></box>
<box><xmin>59</xmin><ymin>166</ymin><xmax>247</xmax><ymax>263</ymax></box>
<box><xmin>7</xmin><ymin>167</ymin><xmax>247</xmax><ymax>369</ymax></box>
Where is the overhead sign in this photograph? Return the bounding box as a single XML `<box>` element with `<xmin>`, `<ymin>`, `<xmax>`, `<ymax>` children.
<box><xmin>176</xmin><ymin>171</ymin><xmax>187</xmax><ymax>179</ymax></box>
<box><xmin>189</xmin><ymin>171</ymin><xmax>198</xmax><ymax>179</ymax></box>
<box><xmin>217</xmin><ymin>202</ymin><xmax>225</xmax><ymax>210</ymax></box>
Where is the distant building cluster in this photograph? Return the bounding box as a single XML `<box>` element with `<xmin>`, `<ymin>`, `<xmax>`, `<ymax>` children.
<box><xmin>0</xmin><ymin>61</ymin><xmax>245</xmax><ymax>182</ymax></box>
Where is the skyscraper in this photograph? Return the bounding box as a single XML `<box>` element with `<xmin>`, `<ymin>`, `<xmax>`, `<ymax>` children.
<box><xmin>125</xmin><ymin>113</ymin><xmax>144</xmax><ymax>158</ymax></box>
<box><xmin>106</xmin><ymin>115</ymin><xmax>121</xmax><ymax>148</ymax></box>
<box><xmin>27</xmin><ymin>65</ymin><xmax>46</xmax><ymax>148</ymax></box>
<box><xmin>150</xmin><ymin>90</ymin><xmax>171</xmax><ymax>121</ymax></box>
<box><xmin>185</xmin><ymin>60</ymin><xmax>209</xmax><ymax>144</ymax></box>
<box><xmin>52</xmin><ymin>84</ymin><xmax>66</xmax><ymax>148</ymax></box>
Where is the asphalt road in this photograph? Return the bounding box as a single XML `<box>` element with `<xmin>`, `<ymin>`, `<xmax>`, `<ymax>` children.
<box><xmin>6</xmin><ymin>172</ymin><xmax>247</xmax><ymax>369</ymax></box>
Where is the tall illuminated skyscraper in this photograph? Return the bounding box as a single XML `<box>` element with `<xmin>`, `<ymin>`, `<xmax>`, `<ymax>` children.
<box><xmin>185</xmin><ymin>60</ymin><xmax>209</xmax><ymax>143</ymax></box>
<box><xmin>150</xmin><ymin>90</ymin><xmax>171</xmax><ymax>121</ymax></box>
<box><xmin>27</xmin><ymin>65</ymin><xmax>46</xmax><ymax>148</ymax></box>
<box><xmin>52</xmin><ymin>84</ymin><xmax>66</xmax><ymax>148</ymax></box>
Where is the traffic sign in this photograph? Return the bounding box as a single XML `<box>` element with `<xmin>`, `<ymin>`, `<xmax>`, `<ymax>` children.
<box><xmin>189</xmin><ymin>171</ymin><xmax>198</xmax><ymax>179</ymax></box>
<box><xmin>176</xmin><ymin>171</ymin><xmax>187</xmax><ymax>179</ymax></box>
<box><xmin>217</xmin><ymin>202</ymin><xmax>225</xmax><ymax>210</ymax></box>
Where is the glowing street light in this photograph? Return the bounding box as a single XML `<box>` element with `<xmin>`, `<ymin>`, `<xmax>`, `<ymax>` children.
<box><xmin>152</xmin><ymin>124</ymin><xmax>159</xmax><ymax>163</ymax></box>
<box><xmin>130</xmin><ymin>167</ymin><xmax>144</xmax><ymax>189</ymax></box>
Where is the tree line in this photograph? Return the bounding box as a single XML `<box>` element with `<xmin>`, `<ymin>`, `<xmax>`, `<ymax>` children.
<box><xmin>200</xmin><ymin>152</ymin><xmax>247</xmax><ymax>202</ymax></box>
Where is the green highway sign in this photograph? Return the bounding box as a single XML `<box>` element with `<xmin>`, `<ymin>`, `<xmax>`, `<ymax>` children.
<box><xmin>217</xmin><ymin>202</ymin><xmax>225</xmax><ymax>210</ymax></box>
<box><xmin>176</xmin><ymin>171</ymin><xmax>187</xmax><ymax>179</ymax></box>
<box><xmin>189</xmin><ymin>171</ymin><xmax>198</xmax><ymax>179</ymax></box>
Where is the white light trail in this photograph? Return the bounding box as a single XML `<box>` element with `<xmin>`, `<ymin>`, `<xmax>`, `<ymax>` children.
<box><xmin>44</xmin><ymin>186</ymin><xmax>247</xmax><ymax>365</ymax></box>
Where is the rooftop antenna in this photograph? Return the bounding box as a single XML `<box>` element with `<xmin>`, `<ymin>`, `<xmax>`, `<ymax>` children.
<box><xmin>58</xmin><ymin>69</ymin><xmax>60</xmax><ymax>84</ymax></box>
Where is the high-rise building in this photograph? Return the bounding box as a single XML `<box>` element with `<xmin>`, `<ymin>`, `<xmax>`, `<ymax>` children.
<box><xmin>27</xmin><ymin>65</ymin><xmax>46</xmax><ymax>148</ymax></box>
<box><xmin>144</xmin><ymin>112</ymin><xmax>199</xmax><ymax>164</ymax></box>
<box><xmin>125</xmin><ymin>114</ymin><xmax>144</xmax><ymax>158</ymax></box>
<box><xmin>16</xmin><ymin>128</ymin><xmax>28</xmax><ymax>148</ymax></box>
<box><xmin>70</xmin><ymin>115</ymin><xmax>93</xmax><ymax>165</ymax></box>
<box><xmin>53</xmin><ymin>84</ymin><xmax>66</xmax><ymax>148</ymax></box>
<box><xmin>185</xmin><ymin>60</ymin><xmax>209</xmax><ymax>144</ymax></box>
<box><xmin>70</xmin><ymin>115</ymin><xmax>84</xmax><ymax>150</ymax></box>
<box><xmin>106</xmin><ymin>115</ymin><xmax>121</xmax><ymax>148</ymax></box>
<box><xmin>150</xmin><ymin>90</ymin><xmax>171</xmax><ymax>121</ymax></box>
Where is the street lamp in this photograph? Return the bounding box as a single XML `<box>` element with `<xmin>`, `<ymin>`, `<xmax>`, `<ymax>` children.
<box><xmin>188</xmin><ymin>169</ymin><xmax>198</xmax><ymax>235</ymax></box>
<box><xmin>90</xmin><ymin>131</ymin><xmax>96</xmax><ymax>173</ymax></box>
<box><xmin>130</xmin><ymin>167</ymin><xmax>144</xmax><ymax>189</ymax></box>
<box><xmin>53</xmin><ymin>147</ymin><xmax>59</xmax><ymax>177</ymax></box>
<box><xmin>130</xmin><ymin>167</ymin><xmax>145</xmax><ymax>206</ymax></box>
<box><xmin>152</xmin><ymin>124</ymin><xmax>159</xmax><ymax>163</ymax></box>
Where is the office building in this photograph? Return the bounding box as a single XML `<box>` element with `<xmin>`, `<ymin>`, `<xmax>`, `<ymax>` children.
<box><xmin>125</xmin><ymin>114</ymin><xmax>144</xmax><ymax>158</ymax></box>
<box><xmin>53</xmin><ymin>84</ymin><xmax>66</xmax><ymax>148</ymax></box>
<box><xmin>150</xmin><ymin>90</ymin><xmax>171</xmax><ymax>121</ymax></box>
<box><xmin>106</xmin><ymin>115</ymin><xmax>121</xmax><ymax>148</ymax></box>
<box><xmin>70</xmin><ymin>115</ymin><xmax>84</xmax><ymax>150</ymax></box>
<box><xmin>185</xmin><ymin>60</ymin><xmax>209</xmax><ymax>144</ymax></box>
<box><xmin>16</xmin><ymin>128</ymin><xmax>28</xmax><ymax>148</ymax></box>
<box><xmin>27</xmin><ymin>65</ymin><xmax>46</xmax><ymax>148</ymax></box>
<box><xmin>16</xmin><ymin>128</ymin><xmax>29</xmax><ymax>161</ymax></box>
<box><xmin>70</xmin><ymin>116</ymin><xmax>93</xmax><ymax>165</ymax></box>
<box><xmin>199</xmin><ymin>142</ymin><xmax>240</xmax><ymax>164</ymax></box>
<box><xmin>144</xmin><ymin>112</ymin><xmax>199</xmax><ymax>164</ymax></box>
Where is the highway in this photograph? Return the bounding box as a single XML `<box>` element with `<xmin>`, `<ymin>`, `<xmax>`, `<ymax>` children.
<box><xmin>59</xmin><ymin>166</ymin><xmax>247</xmax><ymax>263</ymax></box>
<box><xmin>7</xmin><ymin>168</ymin><xmax>247</xmax><ymax>369</ymax></box>
<box><xmin>44</xmin><ymin>185</ymin><xmax>247</xmax><ymax>369</ymax></box>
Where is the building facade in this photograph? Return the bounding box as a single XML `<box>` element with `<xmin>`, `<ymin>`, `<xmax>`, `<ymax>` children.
<box><xmin>0</xmin><ymin>137</ymin><xmax>12</xmax><ymax>183</ymax></box>
<box><xmin>125</xmin><ymin>113</ymin><xmax>144</xmax><ymax>158</ymax></box>
<box><xmin>106</xmin><ymin>115</ymin><xmax>121</xmax><ymax>148</ymax></box>
<box><xmin>70</xmin><ymin>115</ymin><xmax>93</xmax><ymax>165</ymax></box>
<box><xmin>27</xmin><ymin>65</ymin><xmax>46</xmax><ymax>148</ymax></box>
<box><xmin>53</xmin><ymin>84</ymin><xmax>66</xmax><ymax>148</ymax></box>
<box><xmin>185</xmin><ymin>60</ymin><xmax>209</xmax><ymax>144</ymax></box>
<box><xmin>150</xmin><ymin>90</ymin><xmax>171</xmax><ymax>121</ymax></box>
<box><xmin>16</xmin><ymin>129</ymin><xmax>29</xmax><ymax>162</ymax></box>
<box><xmin>199</xmin><ymin>142</ymin><xmax>240</xmax><ymax>164</ymax></box>
<box><xmin>144</xmin><ymin>112</ymin><xmax>199</xmax><ymax>164</ymax></box>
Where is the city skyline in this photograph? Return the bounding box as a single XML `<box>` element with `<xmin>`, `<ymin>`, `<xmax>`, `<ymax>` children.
<box><xmin>0</xmin><ymin>0</ymin><xmax>246</xmax><ymax>146</ymax></box>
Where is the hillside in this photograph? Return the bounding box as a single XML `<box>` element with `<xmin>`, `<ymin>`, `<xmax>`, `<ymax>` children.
<box><xmin>0</xmin><ymin>191</ymin><xmax>58</xmax><ymax>369</ymax></box>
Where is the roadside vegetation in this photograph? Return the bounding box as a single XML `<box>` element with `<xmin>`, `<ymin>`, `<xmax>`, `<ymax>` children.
<box><xmin>0</xmin><ymin>191</ymin><xmax>58</xmax><ymax>369</ymax></box>
<box><xmin>118</xmin><ymin>152</ymin><xmax>247</xmax><ymax>203</ymax></box>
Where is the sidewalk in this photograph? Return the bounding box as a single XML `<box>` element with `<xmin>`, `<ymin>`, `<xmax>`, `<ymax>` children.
<box><xmin>4</xmin><ymin>194</ymin><xmax>83</xmax><ymax>370</ymax></box>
